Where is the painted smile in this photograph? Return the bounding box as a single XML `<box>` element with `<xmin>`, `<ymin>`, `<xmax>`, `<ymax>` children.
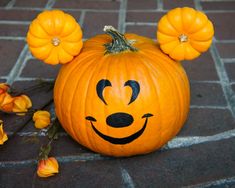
<box><xmin>86</xmin><ymin>113</ymin><xmax>153</xmax><ymax>145</ymax></box>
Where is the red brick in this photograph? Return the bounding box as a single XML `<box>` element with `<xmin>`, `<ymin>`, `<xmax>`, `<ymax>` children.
<box><xmin>127</xmin><ymin>0</ymin><xmax>157</xmax><ymax>10</ymax></box>
<box><xmin>163</xmin><ymin>0</ymin><xmax>195</xmax><ymax>9</ymax></box>
<box><xmin>0</xmin><ymin>135</ymin><xmax>89</xmax><ymax>161</ymax></box>
<box><xmin>126</xmin><ymin>25</ymin><xmax>156</xmax><ymax>38</ymax></box>
<box><xmin>216</xmin><ymin>43</ymin><xmax>235</xmax><ymax>59</ymax></box>
<box><xmin>201</xmin><ymin>1</ymin><xmax>235</xmax><ymax>10</ymax></box>
<box><xmin>0</xmin><ymin>10</ymin><xmax>40</xmax><ymax>21</ymax></box>
<box><xmin>21</xmin><ymin>59</ymin><xmax>61</xmax><ymax>79</ymax></box>
<box><xmin>121</xmin><ymin>138</ymin><xmax>235</xmax><ymax>187</ymax></box>
<box><xmin>14</xmin><ymin>0</ymin><xmax>48</xmax><ymax>7</ymax></box>
<box><xmin>0</xmin><ymin>0</ymin><xmax>11</xmax><ymax>7</ymax></box>
<box><xmin>83</xmin><ymin>12</ymin><xmax>118</xmax><ymax>38</ymax></box>
<box><xmin>225</xmin><ymin>64</ymin><xmax>235</xmax><ymax>81</ymax></box>
<box><xmin>182</xmin><ymin>51</ymin><xmax>219</xmax><ymax>81</ymax></box>
<box><xmin>0</xmin><ymin>24</ymin><xmax>29</xmax><ymax>37</ymax></box>
<box><xmin>207</xmin><ymin>13</ymin><xmax>235</xmax><ymax>40</ymax></box>
<box><xmin>190</xmin><ymin>83</ymin><xmax>227</xmax><ymax>106</ymax></box>
<box><xmin>179</xmin><ymin>108</ymin><xmax>235</xmax><ymax>136</ymax></box>
<box><xmin>126</xmin><ymin>12</ymin><xmax>164</xmax><ymax>23</ymax></box>
<box><xmin>54</xmin><ymin>0</ymin><xmax>120</xmax><ymax>10</ymax></box>
<box><xmin>231</xmin><ymin>84</ymin><xmax>235</xmax><ymax>93</ymax></box>
<box><xmin>0</xmin><ymin>40</ymin><xmax>25</xmax><ymax>76</ymax></box>
<box><xmin>65</xmin><ymin>11</ymin><xmax>81</xmax><ymax>23</ymax></box>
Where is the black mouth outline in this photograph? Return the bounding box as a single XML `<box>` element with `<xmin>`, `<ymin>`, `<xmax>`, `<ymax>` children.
<box><xmin>86</xmin><ymin>113</ymin><xmax>153</xmax><ymax>145</ymax></box>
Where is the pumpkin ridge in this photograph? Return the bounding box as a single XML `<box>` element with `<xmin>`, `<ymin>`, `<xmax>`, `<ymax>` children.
<box><xmin>187</xmin><ymin>12</ymin><xmax>209</xmax><ymax>34</ymax></box>
<box><xmin>55</xmin><ymin>53</ymin><xmax>96</xmax><ymax>134</ymax></box>
<box><xmin>63</xmin><ymin>58</ymin><xmax>96</xmax><ymax>145</ymax></box>
<box><xmin>79</xmin><ymin>57</ymin><xmax>104</xmax><ymax>153</ymax></box>
<box><xmin>30</xmin><ymin>44</ymin><xmax>53</xmax><ymax>60</ymax></box>
<box><xmin>142</xmin><ymin>47</ymin><xmax>189</xmax><ymax>141</ymax></box>
<box><xmin>166</xmin><ymin>10</ymin><xmax>181</xmax><ymax>34</ymax></box>
<box><xmin>61</xmin><ymin>25</ymin><xmax>82</xmax><ymax>40</ymax></box>
<box><xmin>182</xmin><ymin>7</ymin><xmax>197</xmax><ymax>32</ymax></box>
<box><xmin>136</xmin><ymin>54</ymin><xmax>163</xmax><ymax>148</ymax></box>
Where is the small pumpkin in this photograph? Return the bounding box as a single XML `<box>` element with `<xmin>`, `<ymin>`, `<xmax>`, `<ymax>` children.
<box><xmin>54</xmin><ymin>26</ymin><xmax>190</xmax><ymax>157</ymax></box>
<box><xmin>157</xmin><ymin>7</ymin><xmax>214</xmax><ymax>61</ymax></box>
<box><xmin>27</xmin><ymin>10</ymin><xmax>83</xmax><ymax>65</ymax></box>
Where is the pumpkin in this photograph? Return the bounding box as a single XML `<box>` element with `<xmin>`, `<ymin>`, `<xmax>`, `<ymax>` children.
<box><xmin>157</xmin><ymin>7</ymin><xmax>214</xmax><ymax>61</ymax></box>
<box><xmin>54</xmin><ymin>26</ymin><xmax>190</xmax><ymax>157</ymax></box>
<box><xmin>27</xmin><ymin>10</ymin><xmax>83</xmax><ymax>65</ymax></box>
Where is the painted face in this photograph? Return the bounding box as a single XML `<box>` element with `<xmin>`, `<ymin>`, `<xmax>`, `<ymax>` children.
<box><xmin>85</xmin><ymin>79</ymin><xmax>153</xmax><ymax>145</ymax></box>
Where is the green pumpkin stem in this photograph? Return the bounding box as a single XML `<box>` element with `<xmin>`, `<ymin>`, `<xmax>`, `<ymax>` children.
<box><xmin>103</xmin><ymin>25</ymin><xmax>137</xmax><ymax>54</ymax></box>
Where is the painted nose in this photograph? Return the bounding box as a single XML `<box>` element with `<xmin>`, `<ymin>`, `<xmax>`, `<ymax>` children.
<box><xmin>106</xmin><ymin>112</ymin><xmax>134</xmax><ymax>128</ymax></box>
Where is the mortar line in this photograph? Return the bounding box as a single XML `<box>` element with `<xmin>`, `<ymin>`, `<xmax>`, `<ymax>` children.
<box><xmin>78</xmin><ymin>10</ymin><xmax>86</xmax><ymax>27</ymax></box>
<box><xmin>125</xmin><ymin>22</ymin><xmax>157</xmax><ymax>26</ymax></box>
<box><xmin>210</xmin><ymin>43</ymin><xmax>235</xmax><ymax>117</ymax></box>
<box><xmin>0</xmin><ymin>154</ymin><xmax>110</xmax><ymax>168</ymax></box>
<box><xmin>190</xmin><ymin>105</ymin><xmax>228</xmax><ymax>109</ymax></box>
<box><xmin>215</xmin><ymin>39</ymin><xmax>235</xmax><ymax>43</ymax></box>
<box><xmin>5</xmin><ymin>0</ymin><xmax>16</xmax><ymax>9</ymax></box>
<box><xmin>200</xmin><ymin>0</ymin><xmax>235</xmax><ymax>2</ymax></box>
<box><xmin>222</xmin><ymin>58</ymin><xmax>235</xmax><ymax>63</ymax></box>
<box><xmin>1</xmin><ymin>6</ymin><xmax>235</xmax><ymax>13</ymax></box>
<box><xmin>121</xmin><ymin>167</ymin><xmax>135</xmax><ymax>188</ymax></box>
<box><xmin>164</xmin><ymin>128</ymin><xmax>235</xmax><ymax>150</ymax></box>
<box><xmin>190</xmin><ymin>80</ymin><xmax>220</xmax><ymax>84</ymax></box>
<box><xmin>157</xmin><ymin>0</ymin><xmax>163</xmax><ymax>10</ymax></box>
<box><xmin>15</xmin><ymin>77</ymin><xmax>55</xmax><ymax>81</ymax></box>
<box><xmin>183</xmin><ymin>176</ymin><xmax>235</xmax><ymax>188</ymax></box>
<box><xmin>194</xmin><ymin>0</ymin><xmax>203</xmax><ymax>11</ymax></box>
<box><xmin>118</xmin><ymin>0</ymin><xmax>127</xmax><ymax>33</ymax></box>
<box><xmin>45</xmin><ymin>0</ymin><xmax>56</xmax><ymax>9</ymax></box>
<box><xmin>0</xmin><ymin>36</ymin><xmax>25</xmax><ymax>40</ymax></box>
<box><xmin>6</xmin><ymin>45</ymin><xmax>28</xmax><ymax>85</ymax></box>
<box><xmin>0</xmin><ymin>21</ymin><xmax>30</xmax><ymax>25</ymax></box>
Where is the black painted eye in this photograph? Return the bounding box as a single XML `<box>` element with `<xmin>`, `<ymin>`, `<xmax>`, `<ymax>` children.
<box><xmin>96</xmin><ymin>79</ymin><xmax>112</xmax><ymax>105</ymax></box>
<box><xmin>124</xmin><ymin>80</ymin><xmax>140</xmax><ymax>105</ymax></box>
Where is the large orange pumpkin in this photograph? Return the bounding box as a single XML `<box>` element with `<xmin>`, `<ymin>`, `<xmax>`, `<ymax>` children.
<box><xmin>54</xmin><ymin>26</ymin><xmax>190</xmax><ymax>157</ymax></box>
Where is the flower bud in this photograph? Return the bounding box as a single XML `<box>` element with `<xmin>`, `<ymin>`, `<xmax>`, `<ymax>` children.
<box><xmin>37</xmin><ymin>157</ymin><xmax>59</xmax><ymax>177</ymax></box>
<box><xmin>0</xmin><ymin>93</ymin><xmax>14</xmax><ymax>112</ymax></box>
<box><xmin>33</xmin><ymin>110</ymin><xmax>51</xmax><ymax>129</ymax></box>
<box><xmin>0</xmin><ymin>120</ymin><xmax>8</xmax><ymax>145</ymax></box>
<box><xmin>0</xmin><ymin>83</ymin><xmax>9</xmax><ymax>94</ymax></box>
<box><xmin>12</xmin><ymin>95</ymin><xmax>32</xmax><ymax>115</ymax></box>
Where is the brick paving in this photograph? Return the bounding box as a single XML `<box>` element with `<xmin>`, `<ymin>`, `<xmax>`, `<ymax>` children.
<box><xmin>0</xmin><ymin>0</ymin><xmax>235</xmax><ymax>187</ymax></box>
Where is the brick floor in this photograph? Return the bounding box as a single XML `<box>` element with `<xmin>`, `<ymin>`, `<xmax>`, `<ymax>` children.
<box><xmin>0</xmin><ymin>0</ymin><xmax>235</xmax><ymax>187</ymax></box>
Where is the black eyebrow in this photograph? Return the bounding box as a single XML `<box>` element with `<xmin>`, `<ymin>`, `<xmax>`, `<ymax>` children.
<box><xmin>96</xmin><ymin>79</ymin><xmax>112</xmax><ymax>105</ymax></box>
<box><xmin>124</xmin><ymin>80</ymin><xmax>140</xmax><ymax>105</ymax></box>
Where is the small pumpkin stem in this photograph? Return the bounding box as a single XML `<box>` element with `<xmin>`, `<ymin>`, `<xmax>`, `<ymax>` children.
<box><xmin>179</xmin><ymin>34</ymin><xmax>188</xmax><ymax>43</ymax></box>
<box><xmin>51</xmin><ymin>37</ymin><xmax>60</xmax><ymax>46</ymax></box>
<box><xmin>103</xmin><ymin>25</ymin><xmax>137</xmax><ymax>54</ymax></box>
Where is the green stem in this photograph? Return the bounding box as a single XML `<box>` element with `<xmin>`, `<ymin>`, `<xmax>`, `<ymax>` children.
<box><xmin>103</xmin><ymin>25</ymin><xmax>137</xmax><ymax>54</ymax></box>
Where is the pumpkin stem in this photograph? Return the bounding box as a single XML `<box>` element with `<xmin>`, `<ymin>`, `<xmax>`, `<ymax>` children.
<box><xmin>103</xmin><ymin>25</ymin><xmax>137</xmax><ymax>54</ymax></box>
<box><xmin>51</xmin><ymin>37</ymin><xmax>60</xmax><ymax>46</ymax></box>
<box><xmin>178</xmin><ymin>34</ymin><xmax>188</xmax><ymax>43</ymax></box>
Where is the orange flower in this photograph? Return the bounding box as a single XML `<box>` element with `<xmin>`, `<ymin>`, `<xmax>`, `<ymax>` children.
<box><xmin>12</xmin><ymin>95</ymin><xmax>32</xmax><ymax>115</ymax></box>
<box><xmin>0</xmin><ymin>83</ymin><xmax>9</xmax><ymax>94</ymax></box>
<box><xmin>0</xmin><ymin>83</ymin><xmax>14</xmax><ymax>112</ymax></box>
<box><xmin>0</xmin><ymin>93</ymin><xmax>14</xmax><ymax>112</ymax></box>
<box><xmin>0</xmin><ymin>120</ymin><xmax>8</xmax><ymax>145</ymax></box>
<box><xmin>33</xmin><ymin>111</ymin><xmax>51</xmax><ymax>129</ymax></box>
<box><xmin>37</xmin><ymin>157</ymin><xmax>59</xmax><ymax>177</ymax></box>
